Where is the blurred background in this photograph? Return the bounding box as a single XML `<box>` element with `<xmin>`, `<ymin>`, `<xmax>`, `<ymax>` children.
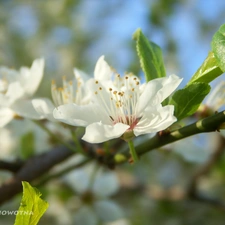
<box><xmin>1</xmin><ymin>0</ymin><xmax>225</xmax><ymax>224</ymax></box>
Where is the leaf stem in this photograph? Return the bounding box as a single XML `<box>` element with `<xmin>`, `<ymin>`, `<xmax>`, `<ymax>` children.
<box><xmin>128</xmin><ymin>140</ymin><xmax>139</xmax><ymax>162</ymax></box>
<box><xmin>70</xmin><ymin>130</ymin><xmax>87</xmax><ymax>156</ymax></box>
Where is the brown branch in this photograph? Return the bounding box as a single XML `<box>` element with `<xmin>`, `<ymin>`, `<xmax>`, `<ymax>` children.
<box><xmin>0</xmin><ymin>144</ymin><xmax>75</xmax><ymax>205</ymax></box>
<box><xmin>187</xmin><ymin>134</ymin><xmax>225</xmax><ymax>210</ymax></box>
<box><xmin>0</xmin><ymin>139</ymin><xmax>115</xmax><ymax>206</ymax></box>
<box><xmin>0</xmin><ymin>159</ymin><xmax>24</xmax><ymax>173</ymax></box>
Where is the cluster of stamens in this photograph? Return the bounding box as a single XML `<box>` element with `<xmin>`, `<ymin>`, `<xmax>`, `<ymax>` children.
<box><xmin>51</xmin><ymin>75</ymin><xmax>83</xmax><ymax>106</ymax></box>
<box><xmin>94</xmin><ymin>74</ymin><xmax>141</xmax><ymax>127</ymax></box>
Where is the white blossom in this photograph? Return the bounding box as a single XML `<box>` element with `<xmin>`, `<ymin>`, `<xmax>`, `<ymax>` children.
<box><xmin>54</xmin><ymin>57</ymin><xmax>182</xmax><ymax>143</ymax></box>
<box><xmin>0</xmin><ymin>58</ymin><xmax>44</xmax><ymax>127</ymax></box>
<box><xmin>32</xmin><ymin>56</ymin><xmax>112</xmax><ymax>122</ymax></box>
<box><xmin>205</xmin><ymin>81</ymin><xmax>225</xmax><ymax>111</ymax></box>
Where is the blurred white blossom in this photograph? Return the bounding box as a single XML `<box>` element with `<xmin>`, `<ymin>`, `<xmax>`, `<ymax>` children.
<box><xmin>32</xmin><ymin>55</ymin><xmax>111</xmax><ymax>122</ymax></box>
<box><xmin>63</xmin><ymin>164</ymin><xmax>124</xmax><ymax>225</ymax></box>
<box><xmin>0</xmin><ymin>58</ymin><xmax>44</xmax><ymax>127</ymax></box>
<box><xmin>205</xmin><ymin>81</ymin><xmax>225</xmax><ymax>111</ymax></box>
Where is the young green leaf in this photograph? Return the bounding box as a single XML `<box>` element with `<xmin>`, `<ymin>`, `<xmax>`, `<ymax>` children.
<box><xmin>133</xmin><ymin>28</ymin><xmax>166</xmax><ymax>81</ymax></box>
<box><xmin>212</xmin><ymin>24</ymin><xmax>225</xmax><ymax>72</ymax></box>
<box><xmin>14</xmin><ymin>181</ymin><xmax>49</xmax><ymax>225</ymax></box>
<box><xmin>188</xmin><ymin>51</ymin><xmax>223</xmax><ymax>85</ymax></box>
<box><xmin>169</xmin><ymin>82</ymin><xmax>211</xmax><ymax>120</ymax></box>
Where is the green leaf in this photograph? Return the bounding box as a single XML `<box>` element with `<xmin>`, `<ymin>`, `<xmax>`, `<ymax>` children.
<box><xmin>188</xmin><ymin>51</ymin><xmax>223</xmax><ymax>85</ymax></box>
<box><xmin>212</xmin><ymin>24</ymin><xmax>225</xmax><ymax>72</ymax></box>
<box><xmin>20</xmin><ymin>132</ymin><xmax>35</xmax><ymax>159</ymax></box>
<box><xmin>133</xmin><ymin>28</ymin><xmax>166</xmax><ymax>82</ymax></box>
<box><xmin>169</xmin><ymin>83</ymin><xmax>211</xmax><ymax>120</ymax></box>
<box><xmin>14</xmin><ymin>181</ymin><xmax>49</xmax><ymax>225</ymax></box>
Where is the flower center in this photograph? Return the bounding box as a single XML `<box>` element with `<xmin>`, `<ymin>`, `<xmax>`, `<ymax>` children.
<box><xmin>94</xmin><ymin>74</ymin><xmax>141</xmax><ymax>127</ymax></box>
<box><xmin>51</xmin><ymin>76</ymin><xmax>83</xmax><ymax>106</ymax></box>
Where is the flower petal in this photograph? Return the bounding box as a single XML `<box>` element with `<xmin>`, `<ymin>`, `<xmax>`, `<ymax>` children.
<box><xmin>10</xmin><ymin>99</ymin><xmax>44</xmax><ymax>119</ymax></box>
<box><xmin>74</xmin><ymin>68</ymin><xmax>89</xmax><ymax>82</ymax></box>
<box><xmin>74</xmin><ymin>206</ymin><xmax>98</xmax><ymax>225</ymax></box>
<box><xmin>0</xmin><ymin>108</ymin><xmax>15</xmax><ymax>127</ymax></box>
<box><xmin>20</xmin><ymin>58</ymin><xmax>44</xmax><ymax>96</ymax></box>
<box><xmin>1</xmin><ymin>82</ymin><xmax>25</xmax><ymax>106</ymax></box>
<box><xmin>156</xmin><ymin>74</ymin><xmax>183</xmax><ymax>102</ymax></box>
<box><xmin>32</xmin><ymin>98</ymin><xmax>55</xmax><ymax>121</ymax></box>
<box><xmin>93</xmin><ymin>172</ymin><xmax>119</xmax><ymax>197</ymax></box>
<box><xmin>134</xmin><ymin>105</ymin><xmax>177</xmax><ymax>136</ymax></box>
<box><xmin>136</xmin><ymin>75</ymin><xmax>182</xmax><ymax>115</ymax></box>
<box><xmin>82</xmin><ymin>122</ymin><xmax>129</xmax><ymax>143</ymax></box>
<box><xmin>94</xmin><ymin>55</ymin><xmax>113</xmax><ymax>81</ymax></box>
<box><xmin>94</xmin><ymin>200</ymin><xmax>124</xmax><ymax>222</ymax></box>
<box><xmin>53</xmin><ymin>103</ymin><xmax>110</xmax><ymax>127</ymax></box>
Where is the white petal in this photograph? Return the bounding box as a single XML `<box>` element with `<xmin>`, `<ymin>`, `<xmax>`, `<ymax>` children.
<box><xmin>65</xmin><ymin>169</ymin><xmax>89</xmax><ymax>194</ymax></box>
<box><xmin>156</xmin><ymin>74</ymin><xmax>183</xmax><ymax>102</ymax></box>
<box><xmin>74</xmin><ymin>206</ymin><xmax>98</xmax><ymax>225</ymax></box>
<box><xmin>94</xmin><ymin>200</ymin><xmax>124</xmax><ymax>222</ymax></box>
<box><xmin>205</xmin><ymin>81</ymin><xmax>225</xmax><ymax>110</ymax></box>
<box><xmin>10</xmin><ymin>99</ymin><xmax>44</xmax><ymax>119</ymax></box>
<box><xmin>94</xmin><ymin>55</ymin><xmax>113</xmax><ymax>81</ymax></box>
<box><xmin>32</xmin><ymin>98</ymin><xmax>55</xmax><ymax>121</ymax></box>
<box><xmin>53</xmin><ymin>103</ymin><xmax>110</xmax><ymax>127</ymax></box>
<box><xmin>82</xmin><ymin>122</ymin><xmax>129</xmax><ymax>143</ymax></box>
<box><xmin>3</xmin><ymin>82</ymin><xmax>25</xmax><ymax>105</ymax></box>
<box><xmin>74</xmin><ymin>68</ymin><xmax>89</xmax><ymax>82</ymax></box>
<box><xmin>93</xmin><ymin>172</ymin><xmax>119</xmax><ymax>197</ymax></box>
<box><xmin>20</xmin><ymin>58</ymin><xmax>44</xmax><ymax>96</ymax></box>
<box><xmin>136</xmin><ymin>75</ymin><xmax>182</xmax><ymax>115</ymax></box>
<box><xmin>0</xmin><ymin>108</ymin><xmax>15</xmax><ymax>127</ymax></box>
<box><xmin>134</xmin><ymin>105</ymin><xmax>177</xmax><ymax>136</ymax></box>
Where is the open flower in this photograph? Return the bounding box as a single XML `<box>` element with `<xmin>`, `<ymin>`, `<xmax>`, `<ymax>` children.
<box><xmin>32</xmin><ymin>56</ymin><xmax>113</xmax><ymax>122</ymax></box>
<box><xmin>32</xmin><ymin>69</ymin><xmax>89</xmax><ymax>122</ymax></box>
<box><xmin>54</xmin><ymin>57</ymin><xmax>182</xmax><ymax>143</ymax></box>
<box><xmin>0</xmin><ymin>58</ymin><xmax>44</xmax><ymax>127</ymax></box>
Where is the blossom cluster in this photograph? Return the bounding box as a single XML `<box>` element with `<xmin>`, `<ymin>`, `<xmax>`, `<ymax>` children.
<box><xmin>0</xmin><ymin>56</ymin><xmax>182</xmax><ymax>144</ymax></box>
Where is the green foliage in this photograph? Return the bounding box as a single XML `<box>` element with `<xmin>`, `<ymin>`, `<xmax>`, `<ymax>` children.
<box><xmin>14</xmin><ymin>181</ymin><xmax>49</xmax><ymax>225</ymax></box>
<box><xmin>212</xmin><ymin>24</ymin><xmax>225</xmax><ymax>72</ymax></box>
<box><xmin>133</xmin><ymin>28</ymin><xmax>166</xmax><ymax>82</ymax></box>
<box><xmin>188</xmin><ymin>51</ymin><xmax>223</xmax><ymax>84</ymax></box>
<box><xmin>20</xmin><ymin>132</ymin><xmax>35</xmax><ymax>159</ymax></box>
<box><xmin>169</xmin><ymin>83</ymin><xmax>211</xmax><ymax>120</ymax></box>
